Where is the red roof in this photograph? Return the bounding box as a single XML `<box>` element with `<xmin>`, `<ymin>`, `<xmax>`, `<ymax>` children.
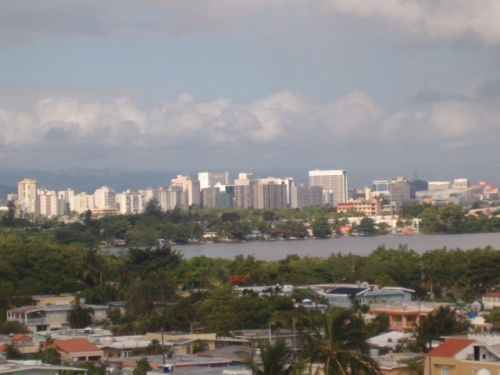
<box><xmin>426</xmin><ymin>338</ymin><xmax>476</xmax><ymax>358</ymax></box>
<box><xmin>0</xmin><ymin>344</ymin><xmax>6</xmax><ymax>353</ymax></box>
<box><xmin>53</xmin><ymin>338</ymin><xmax>101</xmax><ymax>353</ymax></box>
<box><xmin>12</xmin><ymin>334</ymin><xmax>31</xmax><ymax>342</ymax></box>
<box><xmin>483</xmin><ymin>292</ymin><xmax>500</xmax><ymax>297</ymax></box>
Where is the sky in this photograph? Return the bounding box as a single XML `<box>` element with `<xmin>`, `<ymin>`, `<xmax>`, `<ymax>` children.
<box><xmin>1</xmin><ymin>1</ymin><xmax>500</xmax><ymax>187</ymax></box>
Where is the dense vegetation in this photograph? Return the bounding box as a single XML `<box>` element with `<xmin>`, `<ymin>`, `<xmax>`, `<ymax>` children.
<box><xmin>0</xmin><ymin>219</ymin><xmax>496</xmax><ymax>336</ymax></box>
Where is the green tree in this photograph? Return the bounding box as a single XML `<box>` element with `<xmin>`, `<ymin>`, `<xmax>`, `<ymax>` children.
<box><xmin>358</xmin><ymin>217</ymin><xmax>377</xmax><ymax>235</ymax></box>
<box><xmin>305</xmin><ymin>308</ymin><xmax>380</xmax><ymax>375</ymax></box>
<box><xmin>242</xmin><ymin>338</ymin><xmax>297</xmax><ymax>375</ymax></box>
<box><xmin>4</xmin><ymin>343</ymin><xmax>23</xmax><ymax>359</ymax></box>
<box><xmin>133</xmin><ymin>357</ymin><xmax>152</xmax><ymax>375</ymax></box>
<box><xmin>312</xmin><ymin>217</ymin><xmax>331</xmax><ymax>238</ymax></box>
<box><xmin>67</xmin><ymin>300</ymin><xmax>94</xmax><ymax>328</ymax></box>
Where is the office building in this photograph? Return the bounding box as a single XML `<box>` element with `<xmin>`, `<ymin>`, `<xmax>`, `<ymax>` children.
<box><xmin>257</xmin><ymin>182</ymin><xmax>288</xmax><ymax>209</ymax></box>
<box><xmin>291</xmin><ymin>185</ymin><xmax>323</xmax><ymax>208</ymax></box>
<box><xmin>309</xmin><ymin>170</ymin><xmax>348</xmax><ymax>204</ymax></box>
<box><xmin>257</xmin><ymin>177</ymin><xmax>294</xmax><ymax>205</ymax></box>
<box><xmin>234</xmin><ymin>176</ymin><xmax>258</xmax><ymax>208</ymax></box>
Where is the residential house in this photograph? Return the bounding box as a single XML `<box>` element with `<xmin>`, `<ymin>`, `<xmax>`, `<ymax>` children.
<box><xmin>368</xmin><ymin>303</ymin><xmax>444</xmax><ymax>331</ymax></box>
<box><xmin>482</xmin><ymin>292</ymin><xmax>500</xmax><ymax>310</ymax></box>
<box><xmin>48</xmin><ymin>338</ymin><xmax>103</xmax><ymax>362</ymax></box>
<box><xmin>424</xmin><ymin>337</ymin><xmax>500</xmax><ymax>375</ymax></box>
<box><xmin>312</xmin><ymin>284</ymin><xmax>371</xmax><ymax>308</ymax></box>
<box><xmin>362</xmin><ymin>287</ymin><xmax>414</xmax><ymax>304</ymax></box>
<box><xmin>0</xmin><ymin>359</ymin><xmax>85</xmax><ymax>375</ymax></box>
<box><xmin>145</xmin><ymin>333</ymin><xmax>249</xmax><ymax>355</ymax></box>
<box><xmin>6</xmin><ymin>304</ymin><xmax>108</xmax><ymax>332</ymax></box>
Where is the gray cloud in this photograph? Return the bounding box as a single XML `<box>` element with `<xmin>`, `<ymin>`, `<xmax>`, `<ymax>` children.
<box><xmin>2</xmin><ymin>1</ymin><xmax>500</xmax><ymax>47</ymax></box>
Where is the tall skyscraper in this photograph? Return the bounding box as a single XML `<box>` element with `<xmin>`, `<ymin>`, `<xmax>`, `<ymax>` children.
<box><xmin>309</xmin><ymin>170</ymin><xmax>348</xmax><ymax>205</ymax></box>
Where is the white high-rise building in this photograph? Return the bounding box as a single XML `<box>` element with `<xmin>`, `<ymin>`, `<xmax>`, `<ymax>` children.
<box><xmin>309</xmin><ymin>170</ymin><xmax>348</xmax><ymax>205</ymax></box>
<box><xmin>17</xmin><ymin>178</ymin><xmax>38</xmax><ymax>215</ymax></box>
<box><xmin>93</xmin><ymin>186</ymin><xmax>117</xmax><ymax>209</ymax></box>
<box><xmin>72</xmin><ymin>192</ymin><xmax>94</xmax><ymax>214</ymax></box>
<box><xmin>37</xmin><ymin>189</ymin><xmax>63</xmax><ymax>217</ymax></box>
<box><xmin>116</xmin><ymin>190</ymin><xmax>144</xmax><ymax>214</ymax></box>
<box><xmin>198</xmin><ymin>172</ymin><xmax>229</xmax><ymax>190</ymax></box>
<box><xmin>58</xmin><ymin>189</ymin><xmax>75</xmax><ymax>213</ymax></box>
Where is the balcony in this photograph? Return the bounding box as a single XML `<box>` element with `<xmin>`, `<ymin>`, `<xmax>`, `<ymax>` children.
<box><xmin>26</xmin><ymin>318</ymin><xmax>44</xmax><ymax>325</ymax></box>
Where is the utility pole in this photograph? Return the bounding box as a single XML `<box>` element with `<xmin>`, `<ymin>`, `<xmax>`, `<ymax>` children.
<box><xmin>161</xmin><ymin>328</ymin><xmax>165</xmax><ymax>366</ymax></box>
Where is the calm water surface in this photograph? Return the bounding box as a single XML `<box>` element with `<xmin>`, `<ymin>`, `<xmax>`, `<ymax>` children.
<box><xmin>104</xmin><ymin>233</ymin><xmax>500</xmax><ymax>261</ymax></box>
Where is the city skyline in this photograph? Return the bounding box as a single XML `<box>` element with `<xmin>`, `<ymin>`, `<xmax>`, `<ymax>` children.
<box><xmin>1</xmin><ymin>2</ymin><xmax>500</xmax><ymax>183</ymax></box>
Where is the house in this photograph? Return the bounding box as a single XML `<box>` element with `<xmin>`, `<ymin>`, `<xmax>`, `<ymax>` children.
<box><xmin>368</xmin><ymin>331</ymin><xmax>414</xmax><ymax>351</ymax></box>
<box><xmin>0</xmin><ymin>359</ymin><xmax>85</xmax><ymax>375</ymax></box>
<box><xmin>32</xmin><ymin>294</ymin><xmax>74</xmax><ymax>306</ymax></box>
<box><xmin>94</xmin><ymin>336</ymin><xmax>152</xmax><ymax>359</ymax></box>
<box><xmin>362</xmin><ymin>287</ymin><xmax>414</xmax><ymax>304</ymax></box>
<box><xmin>312</xmin><ymin>284</ymin><xmax>371</xmax><ymax>308</ymax></box>
<box><xmin>482</xmin><ymin>292</ymin><xmax>500</xmax><ymax>310</ymax></box>
<box><xmin>424</xmin><ymin>337</ymin><xmax>500</xmax><ymax>375</ymax></box>
<box><xmin>6</xmin><ymin>304</ymin><xmax>108</xmax><ymax>332</ymax></box>
<box><xmin>145</xmin><ymin>333</ymin><xmax>250</xmax><ymax>356</ymax></box>
<box><xmin>368</xmin><ymin>303</ymin><xmax>443</xmax><ymax>331</ymax></box>
<box><xmin>48</xmin><ymin>338</ymin><xmax>103</xmax><ymax>362</ymax></box>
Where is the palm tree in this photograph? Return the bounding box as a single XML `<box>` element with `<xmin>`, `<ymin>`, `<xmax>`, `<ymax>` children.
<box><xmin>305</xmin><ymin>308</ymin><xmax>380</xmax><ymax>375</ymax></box>
<box><xmin>243</xmin><ymin>338</ymin><xmax>297</xmax><ymax>375</ymax></box>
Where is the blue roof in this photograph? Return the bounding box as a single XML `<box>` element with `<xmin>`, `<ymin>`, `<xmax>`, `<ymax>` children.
<box><xmin>326</xmin><ymin>287</ymin><xmax>369</xmax><ymax>296</ymax></box>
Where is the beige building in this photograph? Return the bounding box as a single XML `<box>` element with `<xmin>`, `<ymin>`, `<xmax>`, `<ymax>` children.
<box><xmin>337</xmin><ymin>198</ymin><xmax>382</xmax><ymax>216</ymax></box>
<box><xmin>17</xmin><ymin>178</ymin><xmax>38</xmax><ymax>215</ymax></box>
<box><xmin>234</xmin><ymin>175</ymin><xmax>258</xmax><ymax>208</ymax></box>
<box><xmin>170</xmin><ymin>175</ymin><xmax>201</xmax><ymax>207</ymax></box>
<box><xmin>93</xmin><ymin>186</ymin><xmax>117</xmax><ymax>209</ymax></box>
<box><xmin>72</xmin><ymin>192</ymin><xmax>94</xmax><ymax>214</ymax></box>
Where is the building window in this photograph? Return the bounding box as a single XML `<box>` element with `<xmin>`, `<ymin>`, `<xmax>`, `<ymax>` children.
<box><xmin>441</xmin><ymin>365</ymin><xmax>449</xmax><ymax>375</ymax></box>
<box><xmin>186</xmin><ymin>346</ymin><xmax>191</xmax><ymax>355</ymax></box>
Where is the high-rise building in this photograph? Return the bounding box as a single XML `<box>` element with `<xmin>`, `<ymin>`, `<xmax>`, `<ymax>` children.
<box><xmin>170</xmin><ymin>175</ymin><xmax>201</xmax><ymax>208</ymax></box>
<box><xmin>116</xmin><ymin>190</ymin><xmax>144</xmax><ymax>214</ymax></box>
<box><xmin>256</xmin><ymin>182</ymin><xmax>288</xmax><ymax>209</ymax></box>
<box><xmin>37</xmin><ymin>189</ymin><xmax>63</xmax><ymax>217</ymax></box>
<box><xmin>198</xmin><ymin>172</ymin><xmax>229</xmax><ymax>190</ymax></box>
<box><xmin>291</xmin><ymin>185</ymin><xmax>323</xmax><ymax>208</ymax></box>
<box><xmin>257</xmin><ymin>177</ymin><xmax>294</xmax><ymax>205</ymax></box>
<box><xmin>72</xmin><ymin>192</ymin><xmax>94</xmax><ymax>214</ymax></box>
<box><xmin>234</xmin><ymin>176</ymin><xmax>258</xmax><ymax>208</ymax></box>
<box><xmin>17</xmin><ymin>178</ymin><xmax>38</xmax><ymax>215</ymax></box>
<box><xmin>58</xmin><ymin>189</ymin><xmax>75</xmax><ymax>213</ymax></box>
<box><xmin>309</xmin><ymin>170</ymin><xmax>348</xmax><ymax>204</ymax></box>
<box><xmin>94</xmin><ymin>186</ymin><xmax>117</xmax><ymax>209</ymax></box>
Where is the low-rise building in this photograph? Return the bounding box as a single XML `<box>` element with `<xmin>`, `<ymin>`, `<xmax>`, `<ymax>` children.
<box><xmin>6</xmin><ymin>304</ymin><xmax>108</xmax><ymax>332</ymax></box>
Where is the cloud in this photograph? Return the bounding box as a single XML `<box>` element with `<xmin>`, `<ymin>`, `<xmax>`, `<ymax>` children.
<box><xmin>2</xmin><ymin>1</ymin><xmax>500</xmax><ymax>47</ymax></box>
<box><xmin>1</xmin><ymin>84</ymin><xmax>500</xmax><ymax>174</ymax></box>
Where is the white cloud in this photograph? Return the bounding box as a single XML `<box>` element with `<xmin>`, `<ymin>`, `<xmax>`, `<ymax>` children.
<box><xmin>1</xmin><ymin>87</ymin><xmax>498</xmax><ymax>166</ymax></box>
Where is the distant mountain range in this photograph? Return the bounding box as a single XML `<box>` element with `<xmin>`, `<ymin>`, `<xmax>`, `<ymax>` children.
<box><xmin>0</xmin><ymin>168</ymin><xmax>180</xmax><ymax>194</ymax></box>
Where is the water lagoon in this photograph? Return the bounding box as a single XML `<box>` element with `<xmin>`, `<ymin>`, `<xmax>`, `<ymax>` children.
<box><xmin>104</xmin><ymin>232</ymin><xmax>500</xmax><ymax>261</ymax></box>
